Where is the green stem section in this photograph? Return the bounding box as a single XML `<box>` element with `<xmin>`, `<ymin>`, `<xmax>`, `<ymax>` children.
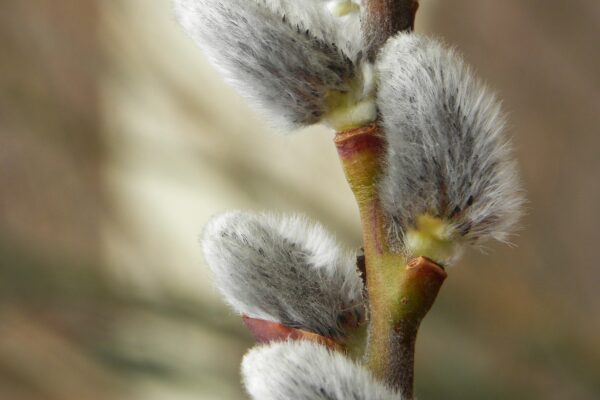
<box><xmin>335</xmin><ymin>125</ymin><xmax>447</xmax><ymax>399</ymax></box>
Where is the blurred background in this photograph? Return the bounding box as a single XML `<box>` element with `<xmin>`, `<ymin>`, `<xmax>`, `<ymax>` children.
<box><xmin>1</xmin><ymin>0</ymin><xmax>599</xmax><ymax>399</ymax></box>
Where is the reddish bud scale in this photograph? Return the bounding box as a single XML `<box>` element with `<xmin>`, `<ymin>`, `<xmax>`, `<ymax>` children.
<box><xmin>242</xmin><ymin>316</ymin><xmax>342</xmax><ymax>351</ymax></box>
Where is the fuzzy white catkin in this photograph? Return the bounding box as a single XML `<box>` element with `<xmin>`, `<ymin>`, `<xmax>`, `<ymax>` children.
<box><xmin>202</xmin><ymin>211</ymin><xmax>364</xmax><ymax>339</ymax></box>
<box><xmin>242</xmin><ymin>341</ymin><xmax>403</xmax><ymax>400</ymax></box>
<box><xmin>376</xmin><ymin>34</ymin><xmax>524</xmax><ymax>254</ymax></box>
<box><xmin>173</xmin><ymin>0</ymin><xmax>370</xmax><ymax>131</ymax></box>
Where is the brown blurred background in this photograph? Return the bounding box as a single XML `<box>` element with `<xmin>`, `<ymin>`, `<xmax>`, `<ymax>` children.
<box><xmin>1</xmin><ymin>1</ymin><xmax>599</xmax><ymax>399</ymax></box>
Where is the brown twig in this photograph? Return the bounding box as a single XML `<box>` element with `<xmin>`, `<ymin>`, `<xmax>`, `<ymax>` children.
<box><xmin>362</xmin><ymin>0</ymin><xmax>419</xmax><ymax>60</ymax></box>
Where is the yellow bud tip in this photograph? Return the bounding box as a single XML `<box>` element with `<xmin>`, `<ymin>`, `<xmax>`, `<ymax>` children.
<box><xmin>405</xmin><ymin>215</ymin><xmax>459</xmax><ymax>265</ymax></box>
<box><xmin>322</xmin><ymin>64</ymin><xmax>377</xmax><ymax>131</ymax></box>
<box><xmin>327</xmin><ymin>1</ymin><xmax>360</xmax><ymax>17</ymax></box>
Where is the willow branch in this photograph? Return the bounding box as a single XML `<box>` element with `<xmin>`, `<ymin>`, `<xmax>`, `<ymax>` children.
<box><xmin>335</xmin><ymin>125</ymin><xmax>446</xmax><ymax>400</ymax></box>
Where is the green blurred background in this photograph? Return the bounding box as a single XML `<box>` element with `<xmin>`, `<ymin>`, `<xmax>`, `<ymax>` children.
<box><xmin>1</xmin><ymin>1</ymin><xmax>599</xmax><ymax>399</ymax></box>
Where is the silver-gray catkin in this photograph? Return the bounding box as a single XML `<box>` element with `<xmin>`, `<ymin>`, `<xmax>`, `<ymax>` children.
<box><xmin>174</xmin><ymin>0</ymin><xmax>366</xmax><ymax>131</ymax></box>
<box><xmin>376</xmin><ymin>33</ymin><xmax>524</xmax><ymax>253</ymax></box>
<box><xmin>242</xmin><ymin>341</ymin><xmax>403</xmax><ymax>400</ymax></box>
<box><xmin>202</xmin><ymin>211</ymin><xmax>365</xmax><ymax>339</ymax></box>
